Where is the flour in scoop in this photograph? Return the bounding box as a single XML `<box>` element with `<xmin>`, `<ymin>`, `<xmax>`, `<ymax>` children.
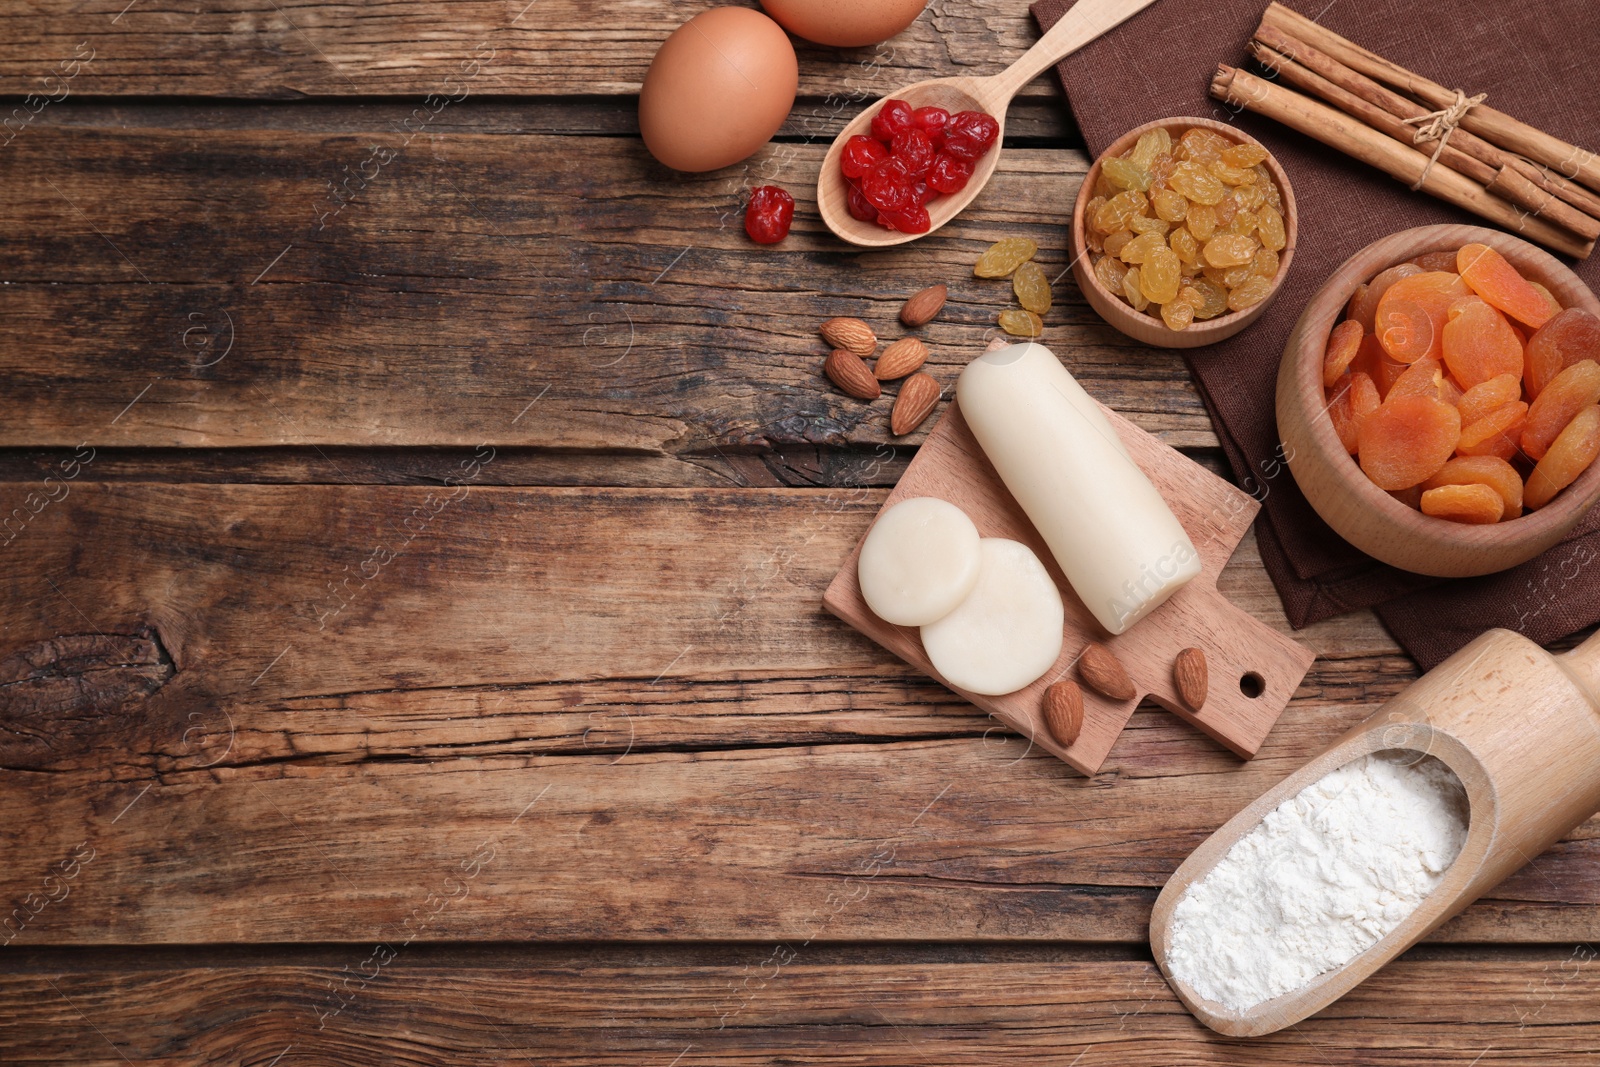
<box><xmin>1166</xmin><ymin>751</ymin><xmax>1469</xmax><ymax>1013</ymax></box>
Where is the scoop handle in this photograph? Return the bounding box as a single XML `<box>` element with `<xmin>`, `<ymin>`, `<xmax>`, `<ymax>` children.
<box><xmin>1558</xmin><ymin>627</ymin><xmax>1600</xmax><ymax>709</ymax></box>
<box><xmin>987</xmin><ymin>0</ymin><xmax>1164</xmax><ymax>104</ymax></box>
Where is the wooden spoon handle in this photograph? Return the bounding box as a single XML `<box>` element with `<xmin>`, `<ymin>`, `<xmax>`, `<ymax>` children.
<box><xmin>1559</xmin><ymin>627</ymin><xmax>1600</xmax><ymax>710</ymax></box>
<box><xmin>984</xmin><ymin>0</ymin><xmax>1165</xmax><ymax>106</ymax></box>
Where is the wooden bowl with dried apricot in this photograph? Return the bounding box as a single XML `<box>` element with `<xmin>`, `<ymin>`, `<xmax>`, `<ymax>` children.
<box><xmin>1279</xmin><ymin>225</ymin><xmax>1600</xmax><ymax>578</ymax></box>
<box><xmin>1071</xmin><ymin>117</ymin><xmax>1297</xmax><ymax>349</ymax></box>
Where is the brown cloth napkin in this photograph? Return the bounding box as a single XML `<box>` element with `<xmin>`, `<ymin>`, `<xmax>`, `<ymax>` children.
<box><xmin>1031</xmin><ymin>0</ymin><xmax>1600</xmax><ymax>669</ymax></box>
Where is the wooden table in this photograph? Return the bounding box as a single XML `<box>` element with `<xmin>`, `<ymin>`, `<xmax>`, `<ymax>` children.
<box><xmin>1</xmin><ymin>3</ymin><xmax>1595</xmax><ymax>1063</ymax></box>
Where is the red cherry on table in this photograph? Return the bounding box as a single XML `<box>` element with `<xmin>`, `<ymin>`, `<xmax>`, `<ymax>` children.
<box><xmin>744</xmin><ymin>185</ymin><xmax>794</xmax><ymax>244</ymax></box>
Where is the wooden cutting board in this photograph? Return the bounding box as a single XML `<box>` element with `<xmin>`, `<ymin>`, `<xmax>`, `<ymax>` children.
<box><xmin>823</xmin><ymin>400</ymin><xmax>1316</xmax><ymax>775</ymax></box>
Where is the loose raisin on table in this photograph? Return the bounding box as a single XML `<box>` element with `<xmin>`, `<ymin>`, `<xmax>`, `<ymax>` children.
<box><xmin>999</xmin><ymin>308</ymin><xmax>1044</xmax><ymax>337</ymax></box>
<box><xmin>974</xmin><ymin>237</ymin><xmax>1037</xmax><ymax>278</ymax></box>
<box><xmin>1013</xmin><ymin>261</ymin><xmax>1052</xmax><ymax>315</ymax></box>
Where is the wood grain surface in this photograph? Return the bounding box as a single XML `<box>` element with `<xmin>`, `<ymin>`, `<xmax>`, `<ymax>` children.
<box><xmin>3</xmin><ymin>0</ymin><xmax>1598</xmax><ymax>1059</ymax></box>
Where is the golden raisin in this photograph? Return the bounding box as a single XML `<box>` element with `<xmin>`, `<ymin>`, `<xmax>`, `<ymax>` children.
<box><xmin>1160</xmin><ymin>300</ymin><xmax>1195</xmax><ymax>331</ymax></box>
<box><xmin>998</xmin><ymin>308</ymin><xmax>1043</xmax><ymax>338</ymax></box>
<box><xmin>1204</xmin><ymin>234</ymin><xmax>1257</xmax><ymax>267</ymax></box>
<box><xmin>1227</xmin><ymin>275</ymin><xmax>1274</xmax><ymax>312</ymax></box>
<box><xmin>975</xmin><ymin>238</ymin><xmax>1039</xmax><ymax>278</ymax></box>
<box><xmin>1012</xmin><ymin>261</ymin><xmax>1052</xmax><ymax>315</ymax></box>
<box><xmin>1140</xmin><ymin>247</ymin><xmax>1182</xmax><ymax>305</ymax></box>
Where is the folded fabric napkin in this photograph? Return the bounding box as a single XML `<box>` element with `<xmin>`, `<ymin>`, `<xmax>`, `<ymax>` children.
<box><xmin>1031</xmin><ymin>0</ymin><xmax>1600</xmax><ymax>668</ymax></box>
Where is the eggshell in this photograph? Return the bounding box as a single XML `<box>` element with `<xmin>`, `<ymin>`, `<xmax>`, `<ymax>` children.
<box><xmin>639</xmin><ymin>7</ymin><xmax>798</xmax><ymax>173</ymax></box>
<box><xmin>759</xmin><ymin>0</ymin><xmax>928</xmax><ymax>48</ymax></box>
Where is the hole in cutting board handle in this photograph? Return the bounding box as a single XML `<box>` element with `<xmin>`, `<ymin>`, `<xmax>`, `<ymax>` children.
<box><xmin>1240</xmin><ymin>672</ymin><xmax>1265</xmax><ymax>699</ymax></box>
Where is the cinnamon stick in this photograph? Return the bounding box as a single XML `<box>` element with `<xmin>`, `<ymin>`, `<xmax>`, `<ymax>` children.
<box><xmin>1261</xmin><ymin>2</ymin><xmax>1600</xmax><ymax>194</ymax></box>
<box><xmin>1249</xmin><ymin>40</ymin><xmax>1600</xmax><ymax>242</ymax></box>
<box><xmin>1210</xmin><ymin>65</ymin><xmax>1592</xmax><ymax>259</ymax></box>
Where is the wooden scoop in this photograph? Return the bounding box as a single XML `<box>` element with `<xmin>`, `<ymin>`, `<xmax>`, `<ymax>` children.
<box><xmin>1150</xmin><ymin>627</ymin><xmax>1600</xmax><ymax>1037</ymax></box>
<box><xmin>817</xmin><ymin>0</ymin><xmax>1163</xmax><ymax>247</ymax></box>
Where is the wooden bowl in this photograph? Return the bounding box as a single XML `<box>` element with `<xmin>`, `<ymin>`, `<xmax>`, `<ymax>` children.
<box><xmin>1070</xmin><ymin>117</ymin><xmax>1298</xmax><ymax>349</ymax></box>
<box><xmin>1278</xmin><ymin>224</ymin><xmax>1600</xmax><ymax>578</ymax></box>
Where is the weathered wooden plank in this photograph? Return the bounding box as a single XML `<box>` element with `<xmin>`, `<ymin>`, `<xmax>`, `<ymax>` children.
<box><xmin>0</xmin><ymin>128</ymin><xmax>1213</xmax><ymax>451</ymax></box>
<box><xmin>0</xmin><ymin>947</ymin><xmax>1595</xmax><ymax>1064</ymax></box>
<box><xmin>0</xmin><ymin>483</ymin><xmax>1592</xmax><ymax>945</ymax></box>
<box><xmin>0</xmin><ymin>0</ymin><xmax>1062</xmax><ymax>101</ymax></box>
<box><xmin>11</xmin><ymin>96</ymin><xmax>1080</xmax><ymax>143</ymax></box>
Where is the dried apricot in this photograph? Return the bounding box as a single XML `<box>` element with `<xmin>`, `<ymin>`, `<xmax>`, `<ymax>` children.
<box><xmin>1458</xmin><ymin>401</ymin><xmax>1529</xmax><ymax>454</ymax></box>
<box><xmin>1410</xmin><ymin>249</ymin><xmax>1459</xmax><ymax>273</ymax></box>
<box><xmin>1525</xmin><ymin>308</ymin><xmax>1600</xmax><ymax>399</ymax></box>
<box><xmin>1013</xmin><ymin>261</ymin><xmax>1052</xmax><ymax>315</ymax></box>
<box><xmin>1525</xmin><ymin>405</ymin><xmax>1600</xmax><ymax>509</ymax></box>
<box><xmin>975</xmin><ymin>237</ymin><xmax>1038</xmax><ymax>278</ymax></box>
<box><xmin>1352</xmin><ymin>333</ymin><xmax>1405</xmax><ymax>398</ymax></box>
<box><xmin>1349</xmin><ymin>371</ymin><xmax>1381</xmax><ymax>422</ymax></box>
<box><xmin>1422</xmin><ymin>455</ymin><xmax>1523</xmax><ymax>520</ymax></box>
<box><xmin>1327</xmin><ymin>373</ymin><xmax>1359</xmax><ymax>453</ymax></box>
<box><xmin>1376</xmin><ymin>298</ymin><xmax>1437</xmax><ymax>364</ymax></box>
<box><xmin>1387</xmin><ymin>356</ymin><xmax>1448</xmax><ymax>401</ymax></box>
<box><xmin>1357</xmin><ymin>394</ymin><xmax>1461</xmax><ymax>489</ymax></box>
<box><xmin>1347</xmin><ymin>263</ymin><xmax>1424</xmax><ymax>333</ymax></box>
<box><xmin>1457</xmin><ymin>373</ymin><xmax>1522</xmax><ymax>425</ymax></box>
<box><xmin>1442</xmin><ymin>296</ymin><xmax>1524</xmax><ymax>389</ymax></box>
<box><xmin>1457</xmin><ymin>243</ymin><xmax>1556</xmax><ymax>329</ymax></box>
<box><xmin>1522</xmin><ymin>360</ymin><xmax>1600</xmax><ymax>460</ymax></box>
<box><xmin>1529</xmin><ymin>281</ymin><xmax>1564</xmax><ymax>321</ymax></box>
<box><xmin>998</xmin><ymin>308</ymin><xmax>1043</xmax><ymax>337</ymax></box>
<box><xmin>1377</xmin><ymin>271</ymin><xmax>1470</xmax><ymax>361</ymax></box>
<box><xmin>1323</xmin><ymin>319</ymin><xmax>1363</xmax><ymax>388</ymax></box>
<box><xmin>1420</xmin><ymin>483</ymin><xmax>1504</xmax><ymax>524</ymax></box>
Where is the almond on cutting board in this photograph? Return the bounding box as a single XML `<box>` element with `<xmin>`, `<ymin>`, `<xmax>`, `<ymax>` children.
<box><xmin>900</xmin><ymin>284</ymin><xmax>948</xmax><ymax>327</ymax></box>
<box><xmin>1077</xmin><ymin>642</ymin><xmax>1136</xmax><ymax>701</ymax></box>
<box><xmin>891</xmin><ymin>372</ymin><xmax>941</xmax><ymax>435</ymax></box>
<box><xmin>1042</xmin><ymin>680</ymin><xmax>1084</xmax><ymax>746</ymax></box>
<box><xmin>820</xmin><ymin>317</ymin><xmax>877</xmax><ymax>358</ymax></box>
<box><xmin>1174</xmin><ymin>647</ymin><xmax>1208</xmax><ymax>712</ymax></box>
<box><xmin>824</xmin><ymin>349</ymin><xmax>880</xmax><ymax>400</ymax></box>
<box><xmin>875</xmin><ymin>337</ymin><xmax>928</xmax><ymax>381</ymax></box>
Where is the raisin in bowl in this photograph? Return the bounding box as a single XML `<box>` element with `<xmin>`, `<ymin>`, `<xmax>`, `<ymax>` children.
<box><xmin>1070</xmin><ymin>117</ymin><xmax>1298</xmax><ymax>349</ymax></box>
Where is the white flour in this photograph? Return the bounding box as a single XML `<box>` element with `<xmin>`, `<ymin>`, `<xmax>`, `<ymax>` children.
<box><xmin>1165</xmin><ymin>751</ymin><xmax>1469</xmax><ymax>1013</ymax></box>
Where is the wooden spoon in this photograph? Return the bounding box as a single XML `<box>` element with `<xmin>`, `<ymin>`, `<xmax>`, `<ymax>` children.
<box><xmin>818</xmin><ymin>0</ymin><xmax>1163</xmax><ymax>247</ymax></box>
<box><xmin>1149</xmin><ymin>627</ymin><xmax>1600</xmax><ymax>1037</ymax></box>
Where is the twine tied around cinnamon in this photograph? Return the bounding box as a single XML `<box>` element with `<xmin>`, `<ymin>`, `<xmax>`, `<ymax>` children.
<box><xmin>1402</xmin><ymin>89</ymin><xmax>1488</xmax><ymax>190</ymax></box>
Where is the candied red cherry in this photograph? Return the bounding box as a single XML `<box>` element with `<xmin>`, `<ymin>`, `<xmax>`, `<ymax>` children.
<box><xmin>845</xmin><ymin>181</ymin><xmax>877</xmax><ymax>222</ymax></box>
<box><xmin>909</xmin><ymin>181</ymin><xmax>931</xmax><ymax>208</ymax></box>
<box><xmin>911</xmin><ymin>106</ymin><xmax>950</xmax><ymax>146</ymax></box>
<box><xmin>744</xmin><ymin>185</ymin><xmax>794</xmax><ymax>245</ymax></box>
<box><xmin>927</xmin><ymin>152</ymin><xmax>973</xmax><ymax>194</ymax></box>
<box><xmin>891</xmin><ymin>128</ymin><xmax>935</xmax><ymax>178</ymax></box>
<box><xmin>944</xmin><ymin>110</ymin><xmax>999</xmax><ymax>161</ymax></box>
<box><xmin>840</xmin><ymin>135</ymin><xmax>888</xmax><ymax>180</ymax></box>
<box><xmin>870</xmin><ymin>98</ymin><xmax>914</xmax><ymax>144</ymax></box>
<box><xmin>862</xmin><ymin>169</ymin><xmax>910</xmax><ymax>214</ymax></box>
<box><xmin>884</xmin><ymin>202</ymin><xmax>932</xmax><ymax>234</ymax></box>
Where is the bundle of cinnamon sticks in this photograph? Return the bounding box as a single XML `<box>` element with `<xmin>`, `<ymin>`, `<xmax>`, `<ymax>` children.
<box><xmin>1211</xmin><ymin>3</ymin><xmax>1600</xmax><ymax>259</ymax></box>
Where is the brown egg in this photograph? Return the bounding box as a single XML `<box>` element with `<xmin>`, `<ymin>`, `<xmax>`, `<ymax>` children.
<box><xmin>759</xmin><ymin>0</ymin><xmax>929</xmax><ymax>47</ymax></box>
<box><xmin>639</xmin><ymin>7</ymin><xmax>798</xmax><ymax>173</ymax></box>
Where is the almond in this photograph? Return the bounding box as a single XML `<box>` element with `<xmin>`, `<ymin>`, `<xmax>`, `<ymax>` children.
<box><xmin>820</xmin><ymin>317</ymin><xmax>877</xmax><ymax>358</ymax></box>
<box><xmin>1174</xmin><ymin>647</ymin><xmax>1208</xmax><ymax>712</ymax></box>
<box><xmin>900</xmin><ymin>284</ymin><xmax>947</xmax><ymax>327</ymax></box>
<box><xmin>824</xmin><ymin>349</ymin><xmax>880</xmax><ymax>400</ymax></box>
<box><xmin>1077</xmin><ymin>642</ymin><xmax>1136</xmax><ymax>702</ymax></box>
<box><xmin>1042</xmin><ymin>680</ymin><xmax>1084</xmax><ymax>747</ymax></box>
<box><xmin>890</xmin><ymin>372</ymin><xmax>941</xmax><ymax>435</ymax></box>
<box><xmin>875</xmin><ymin>337</ymin><xmax>928</xmax><ymax>381</ymax></box>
